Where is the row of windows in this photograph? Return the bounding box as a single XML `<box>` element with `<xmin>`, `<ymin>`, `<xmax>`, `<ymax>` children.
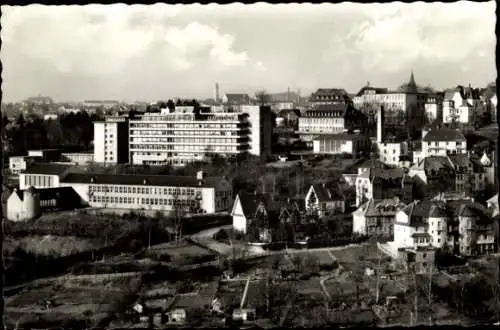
<box><xmin>130</xmin><ymin>137</ymin><xmax>240</xmax><ymax>144</ymax></box>
<box><xmin>90</xmin><ymin>195</ymin><xmax>199</xmax><ymax>206</ymax></box>
<box><xmin>300</xmin><ymin>118</ymin><xmax>344</xmax><ymax>123</ymax></box>
<box><xmin>130</xmin><ymin>144</ymin><xmax>239</xmax><ymax>152</ymax></box>
<box><xmin>130</xmin><ymin>130</ymin><xmax>242</xmax><ymax>137</ymax></box>
<box><xmin>25</xmin><ymin>175</ymin><xmax>53</xmax><ymax>187</ymax></box>
<box><xmin>130</xmin><ymin>122</ymin><xmax>239</xmax><ymax>129</ymax></box>
<box><xmin>90</xmin><ymin>185</ymin><xmax>198</xmax><ymax>196</ymax></box>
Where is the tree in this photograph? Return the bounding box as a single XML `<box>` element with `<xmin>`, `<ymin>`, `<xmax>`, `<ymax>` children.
<box><xmin>255</xmin><ymin>90</ymin><xmax>271</xmax><ymax>106</ymax></box>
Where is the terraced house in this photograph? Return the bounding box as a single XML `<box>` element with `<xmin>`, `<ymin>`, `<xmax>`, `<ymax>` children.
<box><xmin>390</xmin><ymin>198</ymin><xmax>496</xmax><ymax>258</ymax></box>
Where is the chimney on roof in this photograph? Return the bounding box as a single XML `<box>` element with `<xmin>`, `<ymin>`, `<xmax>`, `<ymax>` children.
<box><xmin>367</xmin><ymin>81</ymin><xmax>370</xmax><ymax>87</ymax></box>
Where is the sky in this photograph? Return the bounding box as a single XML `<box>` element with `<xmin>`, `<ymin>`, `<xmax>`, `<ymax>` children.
<box><xmin>1</xmin><ymin>2</ymin><xmax>496</xmax><ymax>103</ymax></box>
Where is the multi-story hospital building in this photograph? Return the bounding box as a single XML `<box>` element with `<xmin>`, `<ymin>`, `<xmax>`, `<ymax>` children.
<box><xmin>94</xmin><ymin>105</ymin><xmax>272</xmax><ymax>166</ymax></box>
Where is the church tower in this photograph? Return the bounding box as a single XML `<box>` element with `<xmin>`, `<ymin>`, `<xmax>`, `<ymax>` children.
<box><xmin>407</xmin><ymin>70</ymin><xmax>418</xmax><ymax>93</ymax></box>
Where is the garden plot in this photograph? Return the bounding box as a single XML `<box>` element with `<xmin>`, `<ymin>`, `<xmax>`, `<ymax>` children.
<box><xmin>290</xmin><ymin>250</ymin><xmax>337</xmax><ymax>269</ymax></box>
<box><xmin>295</xmin><ymin>277</ymin><xmax>326</xmax><ymax>301</ymax></box>
<box><xmin>217</xmin><ymin>280</ymin><xmax>247</xmax><ymax>310</ymax></box>
<box><xmin>4</xmin><ymin>274</ymin><xmax>141</xmax><ymax>328</ymax></box>
<box><xmin>330</xmin><ymin>244</ymin><xmax>387</xmax><ymax>273</ymax></box>
<box><xmin>242</xmin><ymin>279</ymin><xmax>267</xmax><ymax>309</ymax></box>
<box><xmin>146</xmin><ymin>241</ymin><xmax>216</xmax><ymax>265</ymax></box>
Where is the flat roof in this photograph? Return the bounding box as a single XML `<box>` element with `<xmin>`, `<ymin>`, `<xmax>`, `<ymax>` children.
<box><xmin>61</xmin><ymin>173</ymin><xmax>222</xmax><ymax>188</ymax></box>
<box><xmin>22</xmin><ymin>163</ymin><xmax>74</xmax><ymax>175</ymax></box>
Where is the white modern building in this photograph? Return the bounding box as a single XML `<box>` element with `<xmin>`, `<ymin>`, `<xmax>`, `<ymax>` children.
<box><xmin>128</xmin><ymin>105</ymin><xmax>272</xmax><ymax>166</ymax></box>
<box><xmin>313</xmin><ymin>133</ymin><xmax>370</xmax><ymax>157</ymax></box>
<box><xmin>19</xmin><ymin>163</ymin><xmax>74</xmax><ymax>190</ymax></box>
<box><xmin>93</xmin><ymin>116</ymin><xmax>129</xmax><ymax>164</ymax></box>
<box><xmin>59</xmin><ymin>171</ymin><xmax>232</xmax><ymax>214</ymax></box>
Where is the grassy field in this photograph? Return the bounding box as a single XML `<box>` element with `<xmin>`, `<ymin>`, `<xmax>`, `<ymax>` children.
<box><xmin>292</xmin><ymin>250</ymin><xmax>336</xmax><ymax>267</ymax></box>
<box><xmin>5</xmin><ymin>235</ymin><xmax>101</xmax><ymax>258</ymax></box>
<box><xmin>295</xmin><ymin>277</ymin><xmax>325</xmax><ymax>301</ymax></box>
<box><xmin>4</xmin><ymin>274</ymin><xmax>141</xmax><ymax>328</ymax></box>
<box><xmin>330</xmin><ymin>244</ymin><xmax>387</xmax><ymax>272</ymax></box>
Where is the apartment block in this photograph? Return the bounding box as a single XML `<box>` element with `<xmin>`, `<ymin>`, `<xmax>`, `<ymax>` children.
<box><xmin>128</xmin><ymin>105</ymin><xmax>271</xmax><ymax>166</ymax></box>
<box><xmin>93</xmin><ymin>116</ymin><xmax>129</xmax><ymax>164</ymax></box>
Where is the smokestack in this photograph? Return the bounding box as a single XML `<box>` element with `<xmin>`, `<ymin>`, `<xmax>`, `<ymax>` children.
<box><xmin>377</xmin><ymin>105</ymin><xmax>384</xmax><ymax>143</ymax></box>
<box><xmin>214</xmin><ymin>83</ymin><xmax>220</xmax><ymax>102</ymax></box>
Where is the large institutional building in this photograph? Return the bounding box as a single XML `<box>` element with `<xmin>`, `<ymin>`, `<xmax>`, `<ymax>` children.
<box><xmin>17</xmin><ymin>164</ymin><xmax>232</xmax><ymax>216</ymax></box>
<box><xmin>93</xmin><ymin>105</ymin><xmax>272</xmax><ymax>166</ymax></box>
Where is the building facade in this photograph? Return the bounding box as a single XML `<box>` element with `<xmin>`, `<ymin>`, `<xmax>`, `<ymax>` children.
<box><xmin>352</xmin><ymin>197</ymin><xmax>406</xmax><ymax>238</ymax></box>
<box><xmin>421</xmin><ymin>128</ymin><xmax>467</xmax><ymax>158</ymax></box>
<box><xmin>59</xmin><ymin>171</ymin><xmax>232</xmax><ymax>215</ymax></box>
<box><xmin>128</xmin><ymin>105</ymin><xmax>271</xmax><ymax>166</ymax></box>
<box><xmin>9</xmin><ymin>156</ymin><xmax>41</xmax><ymax>175</ymax></box>
<box><xmin>297</xmin><ymin>104</ymin><xmax>366</xmax><ymax>146</ymax></box>
<box><xmin>93</xmin><ymin>116</ymin><xmax>129</xmax><ymax>164</ymax></box>
<box><xmin>313</xmin><ymin>133</ymin><xmax>371</xmax><ymax>157</ymax></box>
<box><xmin>309</xmin><ymin>88</ymin><xmax>350</xmax><ymax>107</ymax></box>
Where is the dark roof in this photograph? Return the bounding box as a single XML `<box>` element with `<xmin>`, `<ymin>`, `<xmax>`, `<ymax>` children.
<box><xmin>278</xmin><ymin>109</ymin><xmax>301</xmax><ymax>118</ymax></box>
<box><xmin>448</xmin><ymin>154</ymin><xmax>471</xmax><ymax>169</ymax></box>
<box><xmin>236</xmin><ymin>193</ymin><xmax>266</xmax><ymax>218</ymax></box>
<box><xmin>311</xmin><ymin>184</ymin><xmax>344</xmax><ymax>202</ymax></box>
<box><xmin>422</xmin><ymin>128</ymin><xmax>466</xmax><ymax>142</ymax></box>
<box><xmin>364</xmin><ymin>197</ymin><xmax>405</xmax><ymax>217</ymax></box>
<box><xmin>23</xmin><ymin>163</ymin><xmax>73</xmax><ymax>175</ymax></box>
<box><xmin>369</xmin><ymin>168</ymin><xmax>406</xmax><ymax>182</ymax></box>
<box><xmin>355</xmin><ymin>85</ymin><xmax>389</xmax><ymax>97</ymax></box>
<box><xmin>304</xmin><ymin>103</ymin><xmax>349</xmax><ymax>116</ymax></box>
<box><xmin>223</xmin><ymin>93</ymin><xmax>251</xmax><ymax>104</ymax></box>
<box><xmin>61</xmin><ymin>173</ymin><xmax>221</xmax><ymax>188</ymax></box>
<box><xmin>311</xmin><ymin>88</ymin><xmax>349</xmax><ymax>97</ymax></box>
<box><xmin>421</xmin><ymin>156</ymin><xmax>454</xmax><ymax>175</ymax></box>
<box><xmin>314</xmin><ymin>133</ymin><xmax>370</xmax><ymax>141</ymax></box>
<box><xmin>446</xmin><ymin>200</ymin><xmax>491</xmax><ymax>219</ymax></box>
<box><xmin>14</xmin><ymin>187</ymin><xmax>77</xmax><ymax>201</ymax></box>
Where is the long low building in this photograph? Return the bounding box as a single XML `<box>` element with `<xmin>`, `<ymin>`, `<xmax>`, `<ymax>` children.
<box><xmin>18</xmin><ymin>164</ymin><xmax>233</xmax><ymax>215</ymax></box>
<box><xmin>59</xmin><ymin>171</ymin><xmax>233</xmax><ymax>214</ymax></box>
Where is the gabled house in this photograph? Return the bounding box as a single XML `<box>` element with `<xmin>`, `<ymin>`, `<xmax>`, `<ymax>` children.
<box><xmin>231</xmin><ymin>192</ymin><xmax>302</xmax><ymax>239</ymax></box>
<box><xmin>305</xmin><ymin>184</ymin><xmax>345</xmax><ymax>217</ymax></box>
<box><xmin>355</xmin><ymin>167</ymin><xmax>413</xmax><ymax>207</ymax></box>
<box><xmin>487</xmin><ymin>193</ymin><xmax>499</xmax><ymax>217</ymax></box>
<box><xmin>421</xmin><ymin>127</ymin><xmax>467</xmax><ymax>158</ymax></box>
<box><xmin>352</xmin><ymin>197</ymin><xmax>406</xmax><ymax>238</ymax></box>
<box><xmin>409</xmin><ymin>156</ymin><xmax>456</xmax><ymax>198</ymax></box>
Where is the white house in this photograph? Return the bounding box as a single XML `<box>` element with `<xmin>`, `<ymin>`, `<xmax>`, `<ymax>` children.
<box><xmin>421</xmin><ymin>127</ymin><xmax>467</xmax><ymax>158</ymax></box>
<box><xmin>305</xmin><ymin>184</ymin><xmax>345</xmax><ymax>217</ymax></box>
<box><xmin>377</xmin><ymin>141</ymin><xmax>408</xmax><ymax>167</ymax></box>
<box><xmin>231</xmin><ymin>193</ymin><xmax>261</xmax><ymax>234</ymax></box>
<box><xmin>487</xmin><ymin>193</ymin><xmax>499</xmax><ymax>217</ymax></box>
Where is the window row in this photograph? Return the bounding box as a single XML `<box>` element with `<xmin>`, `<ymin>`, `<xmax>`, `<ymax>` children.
<box><xmin>90</xmin><ymin>185</ymin><xmax>198</xmax><ymax>196</ymax></box>
<box><xmin>90</xmin><ymin>195</ymin><xmax>199</xmax><ymax>206</ymax></box>
<box><xmin>25</xmin><ymin>175</ymin><xmax>53</xmax><ymax>187</ymax></box>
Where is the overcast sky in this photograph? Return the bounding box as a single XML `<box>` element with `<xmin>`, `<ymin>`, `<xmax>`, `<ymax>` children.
<box><xmin>1</xmin><ymin>2</ymin><xmax>496</xmax><ymax>102</ymax></box>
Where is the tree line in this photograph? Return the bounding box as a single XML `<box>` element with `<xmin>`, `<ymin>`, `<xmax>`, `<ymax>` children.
<box><xmin>3</xmin><ymin>111</ymin><xmax>102</xmax><ymax>156</ymax></box>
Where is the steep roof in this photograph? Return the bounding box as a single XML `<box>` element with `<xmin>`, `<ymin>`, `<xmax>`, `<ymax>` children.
<box><xmin>304</xmin><ymin>103</ymin><xmax>349</xmax><ymax>116</ymax></box>
<box><xmin>422</xmin><ymin>156</ymin><xmax>455</xmax><ymax>175</ymax></box>
<box><xmin>448</xmin><ymin>154</ymin><xmax>471</xmax><ymax>169</ymax></box>
<box><xmin>23</xmin><ymin>163</ymin><xmax>74</xmax><ymax>176</ymax></box>
<box><xmin>311</xmin><ymin>88</ymin><xmax>349</xmax><ymax>97</ymax></box>
<box><xmin>61</xmin><ymin>173</ymin><xmax>222</xmax><ymax>188</ymax></box>
<box><xmin>311</xmin><ymin>184</ymin><xmax>344</xmax><ymax>202</ymax></box>
<box><xmin>422</xmin><ymin>128</ymin><xmax>466</xmax><ymax>142</ymax></box>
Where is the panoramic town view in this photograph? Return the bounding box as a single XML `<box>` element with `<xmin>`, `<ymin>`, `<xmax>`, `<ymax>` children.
<box><xmin>1</xmin><ymin>2</ymin><xmax>498</xmax><ymax>328</ymax></box>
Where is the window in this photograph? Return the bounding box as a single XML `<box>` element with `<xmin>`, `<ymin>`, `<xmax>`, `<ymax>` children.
<box><xmin>423</xmin><ymin>253</ymin><xmax>427</xmax><ymax>258</ymax></box>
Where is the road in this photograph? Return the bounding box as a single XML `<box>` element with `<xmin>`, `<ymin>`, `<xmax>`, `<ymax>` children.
<box><xmin>190</xmin><ymin>225</ymin><xmax>233</xmax><ymax>239</ymax></box>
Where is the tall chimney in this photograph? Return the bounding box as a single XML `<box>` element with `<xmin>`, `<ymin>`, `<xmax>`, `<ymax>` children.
<box><xmin>377</xmin><ymin>105</ymin><xmax>384</xmax><ymax>143</ymax></box>
<box><xmin>214</xmin><ymin>83</ymin><xmax>220</xmax><ymax>102</ymax></box>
